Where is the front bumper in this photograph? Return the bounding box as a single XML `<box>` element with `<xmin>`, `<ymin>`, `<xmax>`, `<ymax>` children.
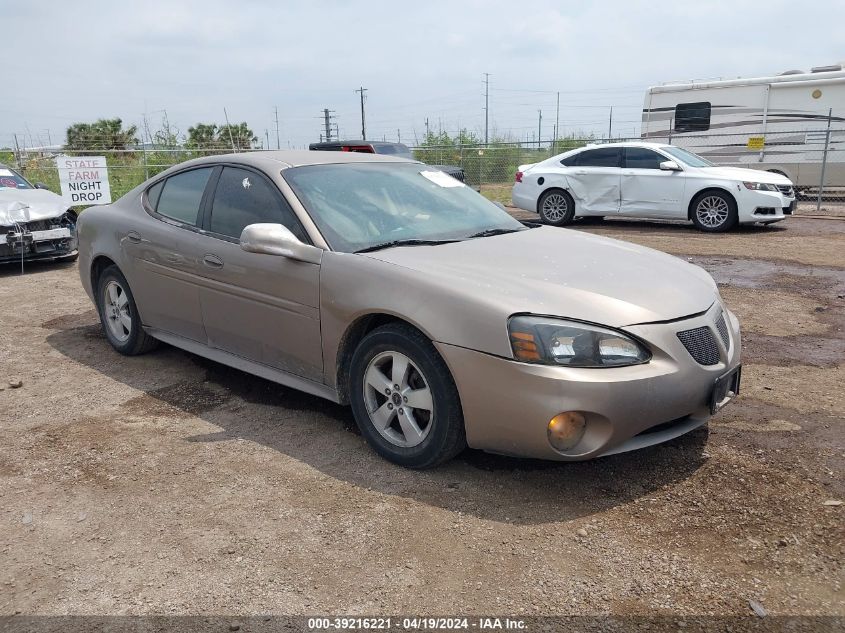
<box><xmin>436</xmin><ymin>302</ymin><xmax>741</xmax><ymax>461</ymax></box>
<box><xmin>0</xmin><ymin>225</ymin><xmax>78</xmax><ymax>263</ymax></box>
<box><xmin>737</xmin><ymin>189</ymin><xmax>794</xmax><ymax>224</ymax></box>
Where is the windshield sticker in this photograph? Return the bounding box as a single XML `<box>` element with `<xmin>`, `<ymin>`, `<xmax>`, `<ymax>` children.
<box><xmin>0</xmin><ymin>169</ymin><xmax>13</xmax><ymax>176</ymax></box>
<box><xmin>420</xmin><ymin>170</ymin><xmax>465</xmax><ymax>188</ymax></box>
<box><xmin>242</xmin><ymin>177</ymin><xmax>251</xmax><ymax>189</ymax></box>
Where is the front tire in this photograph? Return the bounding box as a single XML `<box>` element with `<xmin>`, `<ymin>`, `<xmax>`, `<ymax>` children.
<box><xmin>349</xmin><ymin>323</ymin><xmax>466</xmax><ymax>468</ymax></box>
<box><xmin>690</xmin><ymin>191</ymin><xmax>738</xmax><ymax>232</ymax></box>
<box><xmin>538</xmin><ymin>189</ymin><xmax>575</xmax><ymax>226</ymax></box>
<box><xmin>96</xmin><ymin>265</ymin><xmax>159</xmax><ymax>355</ymax></box>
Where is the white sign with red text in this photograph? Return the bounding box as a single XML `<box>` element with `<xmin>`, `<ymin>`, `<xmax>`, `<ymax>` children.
<box><xmin>56</xmin><ymin>156</ymin><xmax>112</xmax><ymax>205</ymax></box>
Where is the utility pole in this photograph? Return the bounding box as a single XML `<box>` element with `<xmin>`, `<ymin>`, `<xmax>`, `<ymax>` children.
<box><xmin>483</xmin><ymin>72</ymin><xmax>490</xmax><ymax>146</ymax></box>
<box><xmin>554</xmin><ymin>91</ymin><xmax>560</xmax><ymax>153</ymax></box>
<box><xmin>274</xmin><ymin>107</ymin><xmax>280</xmax><ymax>149</ymax></box>
<box><xmin>397</xmin><ymin>129</ymin><xmax>401</xmax><ymax>143</ymax></box>
<box><xmin>608</xmin><ymin>106</ymin><xmax>613</xmax><ymax>139</ymax></box>
<box><xmin>323</xmin><ymin>108</ymin><xmax>334</xmax><ymax>142</ymax></box>
<box><xmin>354</xmin><ymin>87</ymin><xmax>367</xmax><ymax>139</ymax></box>
<box><xmin>425</xmin><ymin>117</ymin><xmax>430</xmax><ymax>139</ymax></box>
<box><xmin>265</xmin><ymin>129</ymin><xmax>270</xmax><ymax>150</ymax></box>
<box><xmin>538</xmin><ymin>110</ymin><xmax>542</xmax><ymax>150</ymax></box>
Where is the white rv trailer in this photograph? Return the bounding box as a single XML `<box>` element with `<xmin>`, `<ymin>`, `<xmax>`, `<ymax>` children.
<box><xmin>641</xmin><ymin>64</ymin><xmax>845</xmax><ymax>189</ymax></box>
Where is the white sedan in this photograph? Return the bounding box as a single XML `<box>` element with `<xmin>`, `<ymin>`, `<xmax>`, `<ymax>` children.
<box><xmin>511</xmin><ymin>142</ymin><xmax>796</xmax><ymax>232</ymax></box>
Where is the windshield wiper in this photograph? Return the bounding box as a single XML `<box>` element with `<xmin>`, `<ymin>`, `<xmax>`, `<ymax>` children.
<box><xmin>465</xmin><ymin>227</ymin><xmax>527</xmax><ymax>239</ymax></box>
<box><xmin>354</xmin><ymin>239</ymin><xmax>459</xmax><ymax>254</ymax></box>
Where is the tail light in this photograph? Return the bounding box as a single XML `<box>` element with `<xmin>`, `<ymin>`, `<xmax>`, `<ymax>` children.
<box><xmin>515</xmin><ymin>171</ymin><xmax>523</xmax><ymax>183</ymax></box>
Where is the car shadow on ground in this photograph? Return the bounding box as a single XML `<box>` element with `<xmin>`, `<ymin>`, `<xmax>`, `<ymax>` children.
<box><xmin>46</xmin><ymin>318</ymin><xmax>709</xmax><ymax>526</ymax></box>
<box><xmin>0</xmin><ymin>258</ymin><xmax>78</xmax><ymax>278</ymax></box>
<box><xmin>577</xmin><ymin>217</ymin><xmax>790</xmax><ymax>234</ymax></box>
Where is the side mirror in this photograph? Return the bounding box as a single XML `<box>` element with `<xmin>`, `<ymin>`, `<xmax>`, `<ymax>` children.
<box><xmin>659</xmin><ymin>160</ymin><xmax>681</xmax><ymax>171</ymax></box>
<box><xmin>240</xmin><ymin>223</ymin><xmax>322</xmax><ymax>264</ymax></box>
<box><xmin>35</xmin><ymin>182</ymin><xmax>50</xmax><ymax>190</ymax></box>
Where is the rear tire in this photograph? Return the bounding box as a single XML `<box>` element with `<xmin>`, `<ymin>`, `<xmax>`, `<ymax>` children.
<box><xmin>690</xmin><ymin>191</ymin><xmax>738</xmax><ymax>232</ymax></box>
<box><xmin>96</xmin><ymin>265</ymin><xmax>159</xmax><ymax>355</ymax></box>
<box><xmin>538</xmin><ymin>189</ymin><xmax>575</xmax><ymax>226</ymax></box>
<box><xmin>349</xmin><ymin>323</ymin><xmax>465</xmax><ymax>468</ymax></box>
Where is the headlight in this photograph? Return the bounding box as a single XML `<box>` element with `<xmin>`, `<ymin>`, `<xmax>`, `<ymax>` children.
<box><xmin>508</xmin><ymin>316</ymin><xmax>651</xmax><ymax>367</ymax></box>
<box><xmin>743</xmin><ymin>181</ymin><xmax>777</xmax><ymax>191</ymax></box>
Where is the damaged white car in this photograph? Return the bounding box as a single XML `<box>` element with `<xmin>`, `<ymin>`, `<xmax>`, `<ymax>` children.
<box><xmin>0</xmin><ymin>164</ymin><xmax>78</xmax><ymax>264</ymax></box>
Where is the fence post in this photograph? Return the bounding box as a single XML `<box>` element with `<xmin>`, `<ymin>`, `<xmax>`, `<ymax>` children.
<box><xmin>816</xmin><ymin>108</ymin><xmax>832</xmax><ymax>213</ymax></box>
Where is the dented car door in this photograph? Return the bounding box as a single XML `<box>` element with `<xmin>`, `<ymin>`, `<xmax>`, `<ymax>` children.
<box><xmin>565</xmin><ymin>147</ymin><xmax>622</xmax><ymax>214</ymax></box>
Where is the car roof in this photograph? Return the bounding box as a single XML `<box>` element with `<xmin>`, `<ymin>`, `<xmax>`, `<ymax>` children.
<box><xmin>161</xmin><ymin>150</ymin><xmax>418</xmax><ymax>174</ymax></box>
<box><xmin>576</xmin><ymin>141</ymin><xmax>669</xmax><ymax>150</ymax></box>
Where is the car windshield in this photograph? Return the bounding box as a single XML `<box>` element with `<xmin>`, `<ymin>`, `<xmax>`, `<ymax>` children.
<box><xmin>283</xmin><ymin>163</ymin><xmax>525</xmax><ymax>253</ymax></box>
<box><xmin>660</xmin><ymin>146</ymin><xmax>714</xmax><ymax>168</ymax></box>
<box><xmin>0</xmin><ymin>167</ymin><xmax>33</xmax><ymax>189</ymax></box>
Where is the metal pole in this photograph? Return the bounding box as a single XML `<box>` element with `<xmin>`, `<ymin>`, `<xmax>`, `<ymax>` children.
<box><xmin>274</xmin><ymin>107</ymin><xmax>280</xmax><ymax>149</ymax></box>
<box><xmin>483</xmin><ymin>73</ymin><xmax>490</xmax><ymax>146</ymax></box>
<box><xmin>608</xmin><ymin>106</ymin><xmax>613</xmax><ymax>139</ymax></box>
<box><xmin>538</xmin><ymin>110</ymin><xmax>542</xmax><ymax>150</ymax></box>
<box><xmin>223</xmin><ymin>108</ymin><xmax>237</xmax><ymax>152</ymax></box>
<box><xmin>355</xmin><ymin>87</ymin><xmax>367</xmax><ymax>139</ymax></box>
<box><xmin>816</xmin><ymin>108</ymin><xmax>833</xmax><ymax>213</ymax></box>
<box><xmin>324</xmin><ymin>109</ymin><xmax>332</xmax><ymax>142</ymax></box>
<box><xmin>554</xmin><ymin>91</ymin><xmax>560</xmax><ymax>154</ymax></box>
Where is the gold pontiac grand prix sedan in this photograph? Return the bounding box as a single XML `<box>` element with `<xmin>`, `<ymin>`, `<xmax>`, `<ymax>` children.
<box><xmin>77</xmin><ymin>151</ymin><xmax>741</xmax><ymax>468</ymax></box>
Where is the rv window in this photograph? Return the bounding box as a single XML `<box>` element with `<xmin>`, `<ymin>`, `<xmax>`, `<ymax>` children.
<box><xmin>674</xmin><ymin>102</ymin><xmax>711</xmax><ymax>132</ymax></box>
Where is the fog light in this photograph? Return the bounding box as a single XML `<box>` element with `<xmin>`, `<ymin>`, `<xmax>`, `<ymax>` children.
<box><xmin>548</xmin><ymin>412</ymin><xmax>587</xmax><ymax>451</ymax></box>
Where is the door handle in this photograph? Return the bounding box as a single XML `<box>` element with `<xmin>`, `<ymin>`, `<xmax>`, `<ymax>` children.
<box><xmin>126</xmin><ymin>231</ymin><xmax>144</xmax><ymax>243</ymax></box>
<box><xmin>203</xmin><ymin>254</ymin><xmax>224</xmax><ymax>269</ymax></box>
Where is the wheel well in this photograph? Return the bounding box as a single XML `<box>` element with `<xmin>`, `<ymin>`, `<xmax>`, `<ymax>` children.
<box><xmin>90</xmin><ymin>255</ymin><xmax>117</xmax><ymax>293</ymax></box>
<box><xmin>335</xmin><ymin>313</ymin><xmax>422</xmax><ymax>405</ymax></box>
<box><xmin>687</xmin><ymin>187</ymin><xmax>737</xmax><ymax>220</ymax></box>
<box><xmin>536</xmin><ymin>187</ymin><xmax>571</xmax><ymax>213</ymax></box>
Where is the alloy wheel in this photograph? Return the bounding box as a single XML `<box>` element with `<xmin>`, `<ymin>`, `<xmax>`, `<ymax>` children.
<box><xmin>362</xmin><ymin>351</ymin><xmax>434</xmax><ymax>447</ymax></box>
<box><xmin>695</xmin><ymin>196</ymin><xmax>729</xmax><ymax>228</ymax></box>
<box><xmin>103</xmin><ymin>280</ymin><xmax>131</xmax><ymax>343</ymax></box>
<box><xmin>541</xmin><ymin>193</ymin><xmax>568</xmax><ymax>222</ymax></box>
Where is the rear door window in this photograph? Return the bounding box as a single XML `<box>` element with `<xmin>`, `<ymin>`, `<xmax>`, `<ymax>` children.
<box><xmin>575</xmin><ymin>148</ymin><xmax>622</xmax><ymax>168</ymax></box>
<box><xmin>155</xmin><ymin>168</ymin><xmax>214</xmax><ymax>226</ymax></box>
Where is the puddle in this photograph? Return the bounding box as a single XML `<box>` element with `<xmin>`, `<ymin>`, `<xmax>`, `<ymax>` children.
<box><xmin>688</xmin><ymin>256</ymin><xmax>845</xmax><ymax>296</ymax></box>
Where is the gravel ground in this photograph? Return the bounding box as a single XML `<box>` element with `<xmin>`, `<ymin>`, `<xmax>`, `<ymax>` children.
<box><xmin>0</xmin><ymin>215</ymin><xmax>842</xmax><ymax>621</ymax></box>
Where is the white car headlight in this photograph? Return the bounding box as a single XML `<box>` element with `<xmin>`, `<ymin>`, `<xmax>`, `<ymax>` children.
<box><xmin>508</xmin><ymin>316</ymin><xmax>651</xmax><ymax>367</ymax></box>
<box><xmin>743</xmin><ymin>181</ymin><xmax>778</xmax><ymax>192</ymax></box>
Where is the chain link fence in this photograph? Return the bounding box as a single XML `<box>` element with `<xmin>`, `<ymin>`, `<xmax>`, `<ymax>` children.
<box><xmin>3</xmin><ymin>129</ymin><xmax>843</xmax><ymax>215</ymax></box>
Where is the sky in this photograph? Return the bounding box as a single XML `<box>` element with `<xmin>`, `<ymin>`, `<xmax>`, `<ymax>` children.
<box><xmin>3</xmin><ymin>0</ymin><xmax>844</xmax><ymax>150</ymax></box>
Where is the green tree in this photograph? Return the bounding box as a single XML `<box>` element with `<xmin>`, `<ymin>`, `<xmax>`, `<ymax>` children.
<box><xmin>186</xmin><ymin>123</ymin><xmax>221</xmax><ymax>149</ymax></box>
<box><xmin>65</xmin><ymin>118</ymin><xmax>138</xmax><ymax>151</ymax></box>
<box><xmin>187</xmin><ymin>122</ymin><xmax>256</xmax><ymax>151</ymax></box>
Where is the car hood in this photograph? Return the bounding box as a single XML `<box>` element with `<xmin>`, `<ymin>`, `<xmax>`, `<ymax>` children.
<box><xmin>362</xmin><ymin>226</ymin><xmax>717</xmax><ymax>328</ymax></box>
<box><xmin>0</xmin><ymin>188</ymin><xmax>68</xmax><ymax>225</ymax></box>
<box><xmin>697</xmin><ymin>165</ymin><xmax>791</xmax><ymax>185</ymax></box>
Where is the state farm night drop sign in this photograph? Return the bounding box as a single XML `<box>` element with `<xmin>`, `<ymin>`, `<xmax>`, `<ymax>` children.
<box><xmin>56</xmin><ymin>156</ymin><xmax>112</xmax><ymax>205</ymax></box>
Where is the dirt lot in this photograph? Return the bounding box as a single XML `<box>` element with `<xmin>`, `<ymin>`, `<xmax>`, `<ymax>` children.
<box><xmin>0</xmin><ymin>215</ymin><xmax>843</xmax><ymax>620</ymax></box>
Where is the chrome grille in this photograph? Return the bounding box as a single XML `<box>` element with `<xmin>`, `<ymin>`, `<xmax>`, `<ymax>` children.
<box><xmin>677</xmin><ymin>326</ymin><xmax>720</xmax><ymax>366</ymax></box>
<box><xmin>776</xmin><ymin>185</ymin><xmax>794</xmax><ymax>197</ymax></box>
<box><xmin>715</xmin><ymin>312</ymin><xmax>730</xmax><ymax>348</ymax></box>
